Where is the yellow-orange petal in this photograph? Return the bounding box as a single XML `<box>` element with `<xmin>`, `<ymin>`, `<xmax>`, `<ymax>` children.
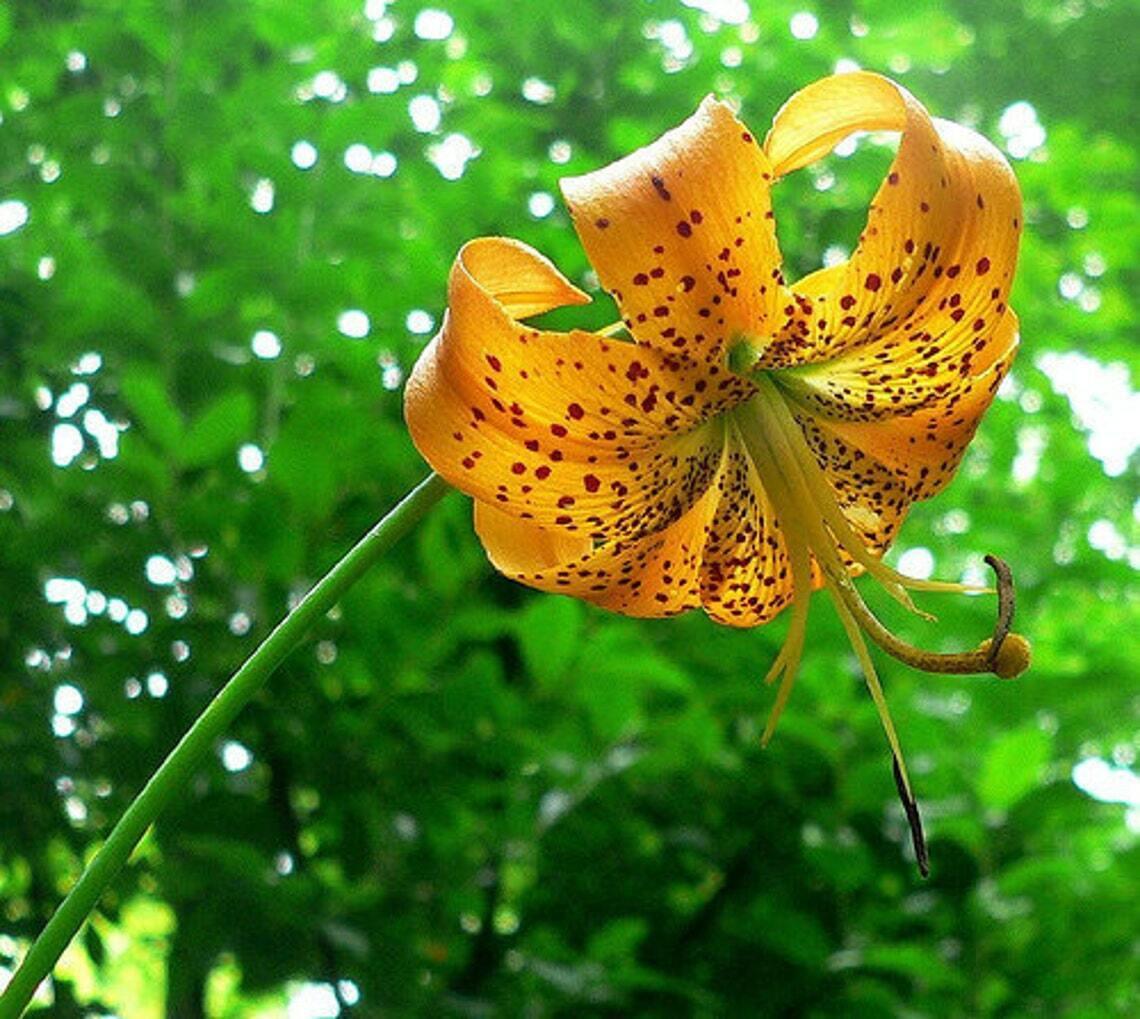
<box><xmin>792</xmin><ymin>409</ymin><xmax>911</xmax><ymax>555</ymax></box>
<box><xmin>698</xmin><ymin>435</ymin><xmax>819</xmax><ymax>627</ymax></box>
<box><xmin>405</xmin><ymin>238</ymin><xmax>745</xmax><ymax>545</ymax></box>
<box><xmin>476</xmin><ymin>430</ymin><xmax>832</xmax><ymax>628</ymax></box>
<box><xmin>801</xmin><ymin>319</ymin><xmax>1018</xmax><ymax>501</ymax></box>
<box><xmin>561</xmin><ymin>96</ymin><xmax>789</xmax><ymax>365</ymax></box>
<box><xmin>765</xmin><ymin>72</ymin><xmax>908</xmax><ymax>177</ymax></box>
<box><xmin>458</xmin><ymin>235</ymin><xmax>590</xmax><ymax>318</ymax></box>
<box><xmin>755</xmin><ymin>72</ymin><xmax>1021</xmax><ymax>377</ymax></box>
<box><xmin>473</xmin><ymin>502</ymin><xmax>593</xmax><ymax>578</ymax></box>
<box><xmin>475</xmin><ymin>476</ymin><xmax>725</xmax><ymax>618</ymax></box>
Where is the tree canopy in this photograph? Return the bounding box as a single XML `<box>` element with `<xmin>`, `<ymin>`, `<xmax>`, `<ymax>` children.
<box><xmin>0</xmin><ymin>0</ymin><xmax>1137</xmax><ymax>1016</ymax></box>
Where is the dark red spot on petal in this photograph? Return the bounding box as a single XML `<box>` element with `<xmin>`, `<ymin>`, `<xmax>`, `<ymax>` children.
<box><xmin>567</xmin><ymin>403</ymin><xmax>584</xmax><ymax>420</ymax></box>
<box><xmin>976</xmin><ymin>257</ymin><xmax>991</xmax><ymax>275</ymax></box>
<box><xmin>583</xmin><ymin>474</ymin><xmax>600</xmax><ymax>493</ymax></box>
<box><xmin>676</xmin><ymin>220</ymin><xmax>692</xmax><ymax>238</ymax></box>
<box><xmin>510</xmin><ymin>462</ymin><xmax>526</xmax><ymax>475</ymax></box>
<box><xmin>864</xmin><ymin>274</ymin><xmax>882</xmax><ymax>292</ymax></box>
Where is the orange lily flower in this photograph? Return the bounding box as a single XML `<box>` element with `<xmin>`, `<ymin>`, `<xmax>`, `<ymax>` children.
<box><xmin>405</xmin><ymin>72</ymin><xmax>1030</xmax><ymax>871</ymax></box>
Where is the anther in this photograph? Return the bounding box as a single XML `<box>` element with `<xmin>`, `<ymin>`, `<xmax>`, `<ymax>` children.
<box><xmin>834</xmin><ymin>554</ymin><xmax>1030</xmax><ymax>680</ymax></box>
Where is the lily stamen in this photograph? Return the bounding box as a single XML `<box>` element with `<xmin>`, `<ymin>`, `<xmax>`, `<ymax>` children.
<box><xmin>831</xmin><ymin>558</ymin><xmax>1028</xmax><ymax>678</ymax></box>
<box><xmin>731</xmin><ymin>368</ymin><xmax>1029</xmax><ymax>869</ymax></box>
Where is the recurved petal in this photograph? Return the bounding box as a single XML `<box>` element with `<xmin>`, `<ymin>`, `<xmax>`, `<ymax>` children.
<box><xmin>561</xmin><ymin>96</ymin><xmax>789</xmax><ymax>365</ymax></box>
<box><xmin>405</xmin><ymin>238</ymin><xmax>736</xmax><ymax>546</ymax></box>
<box><xmin>475</xmin><ymin>476</ymin><xmax>723</xmax><ymax>618</ymax></box>
<box><xmin>765</xmin><ymin>72</ymin><xmax>908</xmax><ymax>177</ymax></box>
<box><xmin>795</xmin><ymin>315</ymin><xmax>1018</xmax><ymax>501</ymax></box>
<box><xmin>458</xmin><ymin>236</ymin><xmax>591</xmax><ymax>318</ymax></box>
<box><xmin>755</xmin><ymin>72</ymin><xmax>1021</xmax><ymax>375</ymax></box>
<box><xmin>476</xmin><ymin>433</ymin><xmax>830</xmax><ymax>628</ymax></box>
<box><xmin>474</xmin><ymin>501</ymin><xmax>593</xmax><ymax>576</ymax></box>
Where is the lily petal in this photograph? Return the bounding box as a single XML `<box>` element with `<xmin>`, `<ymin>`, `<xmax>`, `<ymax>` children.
<box><xmin>792</xmin><ymin>409</ymin><xmax>912</xmax><ymax>554</ymax></box>
<box><xmin>698</xmin><ymin>434</ymin><xmax>817</xmax><ymax>626</ymax></box>
<box><xmin>561</xmin><ymin>96</ymin><xmax>788</xmax><ymax>364</ymax></box>
<box><xmin>475</xmin><ymin>479</ymin><xmax>723</xmax><ymax>618</ymax></box>
<box><xmin>458</xmin><ymin>234</ymin><xmax>592</xmax><ymax>318</ymax></box>
<box><xmin>757</xmin><ymin>72</ymin><xmax>1021</xmax><ymax>377</ymax></box>
<box><xmin>751</xmin><ymin>72</ymin><xmax>1022</xmax><ymax>501</ymax></box>
<box><xmin>473</xmin><ymin>501</ymin><xmax>593</xmax><ymax>575</ymax></box>
<box><xmin>477</xmin><ymin>428</ymin><xmax>828</xmax><ymax>627</ymax></box>
<box><xmin>405</xmin><ymin>238</ymin><xmax>738</xmax><ymax>544</ymax></box>
<box><xmin>765</xmin><ymin>72</ymin><xmax>908</xmax><ymax>177</ymax></box>
<box><xmin>801</xmin><ymin>317</ymin><xmax>1018</xmax><ymax>500</ymax></box>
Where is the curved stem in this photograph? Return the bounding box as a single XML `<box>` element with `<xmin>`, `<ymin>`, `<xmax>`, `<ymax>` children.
<box><xmin>0</xmin><ymin>472</ymin><xmax>452</xmax><ymax>1019</ymax></box>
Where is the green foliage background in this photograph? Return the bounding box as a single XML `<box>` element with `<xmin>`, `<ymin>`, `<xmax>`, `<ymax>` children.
<box><xmin>1</xmin><ymin>0</ymin><xmax>1137</xmax><ymax>1015</ymax></box>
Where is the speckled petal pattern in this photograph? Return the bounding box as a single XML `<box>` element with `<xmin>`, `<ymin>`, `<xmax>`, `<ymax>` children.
<box><xmin>405</xmin><ymin>238</ymin><xmax>743</xmax><ymax>546</ymax></box>
<box><xmin>561</xmin><ymin>96</ymin><xmax>789</xmax><ymax>366</ymax></box>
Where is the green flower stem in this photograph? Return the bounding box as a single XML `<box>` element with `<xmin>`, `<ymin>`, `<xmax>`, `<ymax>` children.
<box><xmin>0</xmin><ymin>472</ymin><xmax>451</xmax><ymax>1019</ymax></box>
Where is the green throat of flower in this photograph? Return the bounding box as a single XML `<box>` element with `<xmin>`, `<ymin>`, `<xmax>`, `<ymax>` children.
<box><xmin>727</xmin><ymin>343</ymin><xmax>1030</xmax><ymax>876</ymax></box>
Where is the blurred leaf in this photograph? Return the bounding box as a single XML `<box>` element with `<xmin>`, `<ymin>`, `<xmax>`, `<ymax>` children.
<box><xmin>181</xmin><ymin>391</ymin><xmax>255</xmax><ymax>468</ymax></box>
<box><xmin>517</xmin><ymin>595</ymin><xmax>584</xmax><ymax>688</ymax></box>
<box><xmin>978</xmin><ymin>726</ymin><xmax>1052</xmax><ymax>809</ymax></box>
<box><xmin>119</xmin><ymin>368</ymin><xmax>184</xmax><ymax>453</ymax></box>
<box><xmin>861</xmin><ymin>942</ymin><xmax>963</xmax><ymax>991</ymax></box>
<box><xmin>587</xmin><ymin>916</ymin><xmax>648</xmax><ymax>963</ymax></box>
